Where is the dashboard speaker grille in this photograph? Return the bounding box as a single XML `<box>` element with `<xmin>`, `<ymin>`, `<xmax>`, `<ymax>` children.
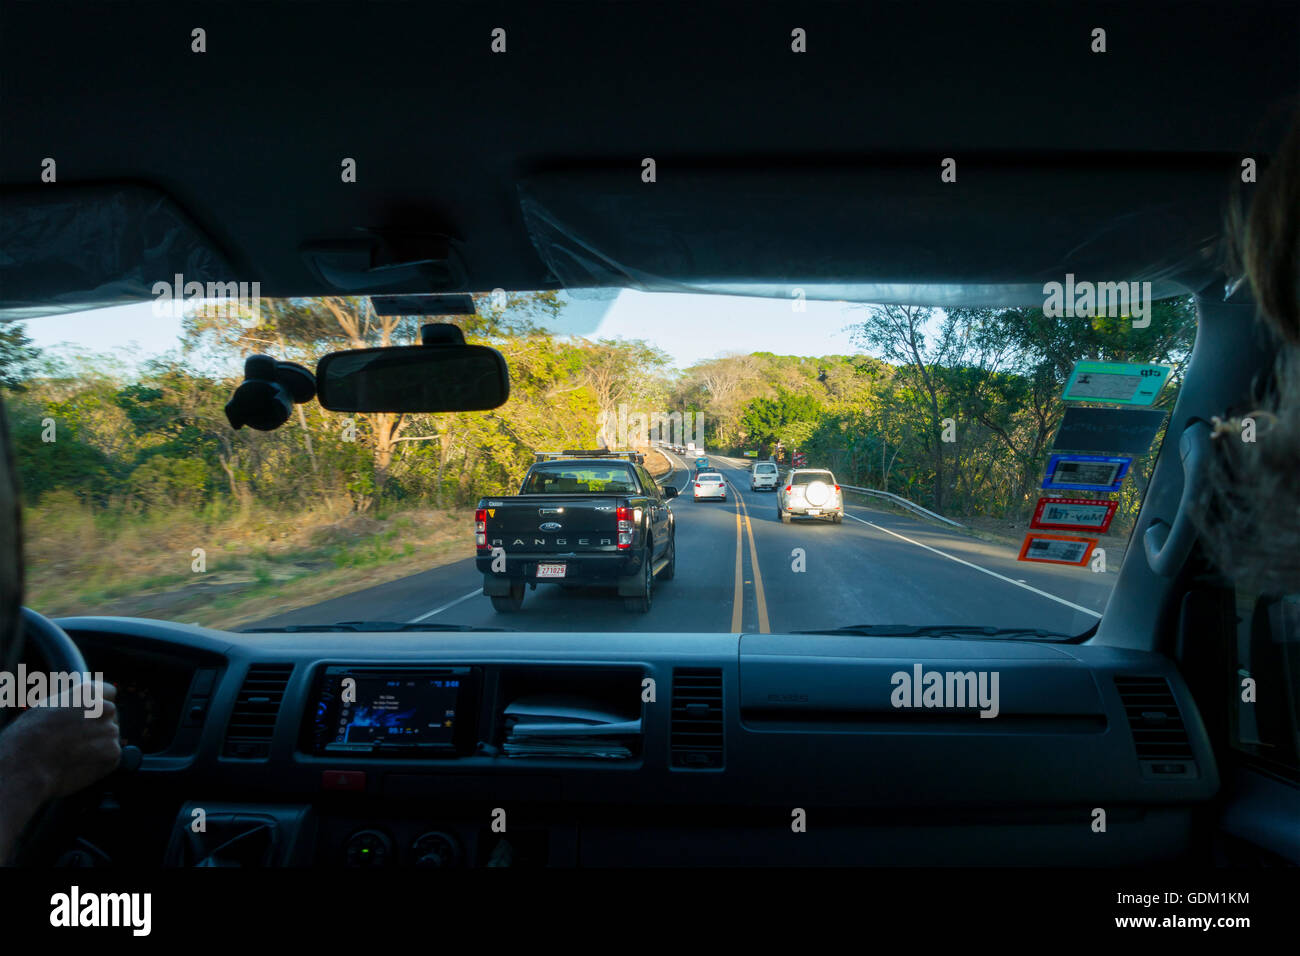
<box><xmin>671</xmin><ymin>667</ymin><xmax>723</xmax><ymax>769</ymax></box>
<box><xmin>1114</xmin><ymin>675</ymin><xmax>1193</xmax><ymax>761</ymax></box>
<box><xmin>223</xmin><ymin>663</ymin><xmax>294</xmax><ymax>759</ymax></box>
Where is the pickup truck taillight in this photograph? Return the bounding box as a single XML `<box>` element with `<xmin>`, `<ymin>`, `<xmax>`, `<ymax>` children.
<box><xmin>475</xmin><ymin>508</ymin><xmax>488</xmax><ymax>550</ymax></box>
<box><xmin>785</xmin><ymin>485</ymin><xmax>793</xmax><ymax>494</ymax></box>
<box><xmin>616</xmin><ymin>505</ymin><xmax>633</xmax><ymax>549</ymax></box>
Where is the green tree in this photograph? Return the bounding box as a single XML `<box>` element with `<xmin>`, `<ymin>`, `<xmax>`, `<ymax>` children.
<box><xmin>0</xmin><ymin>324</ymin><xmax>41</xmax><ymax>392</ymax></box>
<box><xmin>848</xmin><ymin>305</ymin><xmax>963</xmax><ymax>510</ymax></box>
<box><xmin>739</xmin><ymin>388</ymin><xmax>822</xmax><ymax>448</ymax></box>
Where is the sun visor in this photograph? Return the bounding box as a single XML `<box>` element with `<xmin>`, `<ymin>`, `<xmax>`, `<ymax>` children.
<box><xmin>519</xmin><ymin>159</ymin><xmax>1233</xmax><ymax>307</ymax></box>
<box><xmin>0</xmin><ymin>183</ymin><xmax>235</xmax><ymax>321</ymax></box>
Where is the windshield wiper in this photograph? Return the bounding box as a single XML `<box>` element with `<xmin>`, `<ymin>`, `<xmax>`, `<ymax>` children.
<box><xmin>242</xmin><ymin>621</ymin><xmax>514</xmax><ymax>633</ymax></box>
<box><xmin>793</xmin><ymin>624</ymin><xmax>1074</xmax><ymax>642</ymax></box>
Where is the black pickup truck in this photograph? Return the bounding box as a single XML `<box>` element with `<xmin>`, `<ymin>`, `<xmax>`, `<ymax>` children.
<box><xmin>475</xmin><ymin>451</ymin><xmax>678</xmax><ymax>613</ymax></box>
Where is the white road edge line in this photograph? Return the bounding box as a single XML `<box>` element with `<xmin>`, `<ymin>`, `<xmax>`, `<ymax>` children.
<box><xmin>409</xmin><ymin>588</ymin><xmax>481</xmax><ymax>622</ymax></box>
<box><xmin>842</xmin><ymin>511</ymin><xmax>1103</xmax><ymax>618</ymax></box>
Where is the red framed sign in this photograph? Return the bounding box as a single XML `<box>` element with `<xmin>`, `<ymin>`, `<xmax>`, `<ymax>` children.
<box><xmin>1017</xmin><ymin>532</ymin><xmax>1098</xmax><ymax>567</ymax></box>
<box><xmin>1029</xmin><ymin>497</ymin><xmax>1118</xmax><ymax>533</ymax></box>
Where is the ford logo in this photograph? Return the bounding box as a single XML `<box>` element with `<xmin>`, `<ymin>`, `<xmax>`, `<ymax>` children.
<box><xmin>539</xmin><ymin>522</ymin><xmax>563</xmax><ymax>532</ymax></box>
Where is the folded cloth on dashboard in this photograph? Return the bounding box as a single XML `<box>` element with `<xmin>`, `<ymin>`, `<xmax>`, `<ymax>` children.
<box><xmin>502</xmin><ymin>694</ymin><xmax>640</xmax><ymax>758</ymax></box>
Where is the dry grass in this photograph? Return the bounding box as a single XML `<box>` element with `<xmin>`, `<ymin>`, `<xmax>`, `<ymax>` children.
<box><xmin>23</xmin><ymin>493</ymin><xmax>474</xmax><ymax>628</ymax></box>
<box><xmin>643</xmin><ymin>448</ymin><xmax>672</xmax><ymax>478</ymax></box>
<box><xmin>24</xmin><ymin>451</ymin><xmax>677</xmax><ymax>628</ymax></box>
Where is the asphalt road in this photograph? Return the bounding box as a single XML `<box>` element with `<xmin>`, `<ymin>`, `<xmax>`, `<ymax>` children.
<box><xmin>249</xmin><ymin>452</ymin><xmax>1113</xmax><ymax>636</ymax></box>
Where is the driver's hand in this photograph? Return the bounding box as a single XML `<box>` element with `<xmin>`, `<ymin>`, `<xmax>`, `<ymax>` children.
<box><xmin>0</xmin><ymin>680</ymin><xmax>120</xmax><ymax>803</ymax></box>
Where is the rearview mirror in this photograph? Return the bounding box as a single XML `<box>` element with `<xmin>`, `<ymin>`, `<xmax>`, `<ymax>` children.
<box><xmin>663</xmin><ymin>486</ymin><xmax>678</xmax><ymax>499</ymax></box>
<box><xmin>316</xmin><ymin>338</ymin><xmax>509</xmax><ymax>413</ymax></box>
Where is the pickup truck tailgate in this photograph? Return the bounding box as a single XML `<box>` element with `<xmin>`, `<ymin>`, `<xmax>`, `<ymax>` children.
<box><xmin>480</xmin><ymin>494</ymin><xmax>625</xmax><ymax>552</ymax></box>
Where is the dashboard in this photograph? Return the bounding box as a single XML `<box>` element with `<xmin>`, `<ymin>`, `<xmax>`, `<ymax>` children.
<box><xmin>54</xmin><ymin>616</ymin><xmax>1219</xmax><ymax>867</ymax></box>
<box><xmin>80</xmin><ymin>641</ymin><xmax>209</xmax><ymax>755</ymax></box>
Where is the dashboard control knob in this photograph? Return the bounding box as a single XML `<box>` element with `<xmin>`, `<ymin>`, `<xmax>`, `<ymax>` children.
<box><xmin>412</xmin><ymin>831</ymin><xmax>459</xmax><ymax>868</ymax></box>
<box><xmin>344</xmin><ymin>829</ymin><xmax>393</xmax><ymax>867</ymax></box>
<box><xmin>118</xmin><ymin>745</ymin><xmax>143</xmax><ymax>772</ymax></box>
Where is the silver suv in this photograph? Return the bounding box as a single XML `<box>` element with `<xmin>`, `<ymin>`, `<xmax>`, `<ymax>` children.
<box><xmin>750</xmin><ymin>460</ymin><xmax>779</xmax><ymax>491</ymax></box>
<box><xmin>777</xmin><ymin>468</ymin><xmax>843</xmax><ymax>523</ymax></box>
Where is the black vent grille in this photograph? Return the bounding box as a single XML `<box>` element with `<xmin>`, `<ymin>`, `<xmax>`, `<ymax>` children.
<box><xmin>1115</xmin><ymin>676</ymin><xmax>1193</xmax><ymax>761</ymax></box>
<box><xmin>223</xmin><ymin>663</ymin><xmax>293</xmax><ymax>758</ymax></box>
<box><xmin>671</xmin><ymin>668</ymin><xmax>723</xmax><ymax>769</ymax></box>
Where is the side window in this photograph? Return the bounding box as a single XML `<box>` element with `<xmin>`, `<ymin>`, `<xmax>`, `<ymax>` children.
<box><xmin>1230</xmin><ymin>592</ymin><xmax>1300</xmax><ymax>780</ymax></box>
<box><xmin>635</xmin><ymin>465</ymin><xmax>656</xmax><ymax>497</ymax></box>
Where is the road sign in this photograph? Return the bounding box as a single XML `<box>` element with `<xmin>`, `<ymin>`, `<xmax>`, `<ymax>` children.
<box><xmin>1030</xmin><ymin>497</ymin><xmax>1118</xmax><ymax>533</ymax></box>
<box><xmin>1063</xmin><ymin>360</ymin><xmax>1172</xmax><ymax>406</ymax></box>
<box><xmin>1018</xmin><ymin>532</ymin><xmax>1098</xmax><ymax>566</ymax></box>
<box><xmin>1052</xmin><ymin>406</ymin><xmax>1167</xmax><ymax>456</ymax></box>
<box><xmin>1042</xmin><ymin>454</ymin><xmax>1131</xmax><ymax>493</ymax></box>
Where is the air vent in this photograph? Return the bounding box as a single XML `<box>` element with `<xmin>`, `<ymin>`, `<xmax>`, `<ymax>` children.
<box><xmin>223</xmin><ymin>663</ymin><xmax>294</xmax><ymax>759</ymax></box>
<box><xmin>1114</xmin><ymin>676</ymin><xmax>1194</xmax><ymax>768</ymax></box>
<box><xmin>671</xmin><ymin>668</ymin><xmax>723</xmax><ymax>769</ymax></box>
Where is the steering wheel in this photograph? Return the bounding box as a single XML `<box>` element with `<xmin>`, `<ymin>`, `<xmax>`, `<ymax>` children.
<box><xmin>19</xmin><ymin>606</ymin><xmax>87</xmax><ymax>674</ymax></box>
<box><xmin>10</xmin><ymin>607</ymin><xmax>133</xmax><ymax>866</ymax></box>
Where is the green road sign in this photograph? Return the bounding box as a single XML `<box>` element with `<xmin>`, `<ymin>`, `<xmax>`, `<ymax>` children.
<box><xmin>1063</xmin><ymin>360</ymin><xmax>1171</xmax><ymax>406</ymax></box>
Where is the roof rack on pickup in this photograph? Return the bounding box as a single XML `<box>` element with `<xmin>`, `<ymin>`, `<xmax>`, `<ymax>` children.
<box><xmin>534</xmin><ymin>449</ymin><xmax>646</xmax><ymax>464</ymax></box>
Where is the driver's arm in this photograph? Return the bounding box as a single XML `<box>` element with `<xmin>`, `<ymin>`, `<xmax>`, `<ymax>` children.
<box><xmin>0</xmin><ymin>680</ymin><xmax>120</xmax><ymax>864</ymax></box>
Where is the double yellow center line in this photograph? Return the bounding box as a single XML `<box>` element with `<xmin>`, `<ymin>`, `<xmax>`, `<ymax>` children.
<box><xmin>729</xmin><ymin>474</ymin><xmax>771</xmax><ymax>634</ymax></box>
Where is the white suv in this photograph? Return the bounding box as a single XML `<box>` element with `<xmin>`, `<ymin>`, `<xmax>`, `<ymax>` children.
<box><xmin>777</xmin><ymin>469</ymin><xmax>843</xmax><ymax>523</ymax></box>
<box><xmin>750</xmin><ymin>461</ymin><xmax>779</xmax><ymax>491</ymax></box>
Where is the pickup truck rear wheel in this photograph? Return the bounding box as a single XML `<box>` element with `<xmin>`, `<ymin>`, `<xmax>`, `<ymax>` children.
<box><xmin>778</xmin><ymin>505</ymin><xmax>790</xmax><ymax>523</ymax></box>
<box><xmin>490</xmin><ymin>580</ymin><xmax>525</xmax><ymax>613</ymax></box>
<box><xmin>623</xmin><ymin>553</ymin><xmax>653</xmax><ymax>613</ymax></box>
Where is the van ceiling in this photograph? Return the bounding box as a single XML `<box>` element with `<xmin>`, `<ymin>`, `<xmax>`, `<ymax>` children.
<box><xmin>1</xmin><ymin>1</ymin><xmax>1296</xmax><ymax>302</ymax></box>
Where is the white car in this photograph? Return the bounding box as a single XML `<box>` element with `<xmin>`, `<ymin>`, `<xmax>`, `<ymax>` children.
<box><xmin>750</xmin><ymin>460</ymin><xmax>779</xmax><ymax>491</ymax></box>
<box><xmin>693</xmin><ymin>472</ymin><xmax>727</xmax><ymax>501</ymax></box>
<box><xmin>777</xmin><ymin>469</ymin><xmax>843</xmax><ymax>523</ymax></box>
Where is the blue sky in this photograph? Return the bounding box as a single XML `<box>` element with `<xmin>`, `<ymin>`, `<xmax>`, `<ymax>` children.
<box><xmin>20</xmin><ymin>290</ymin><xmax>868</xmax><ymax>373</ymax></box>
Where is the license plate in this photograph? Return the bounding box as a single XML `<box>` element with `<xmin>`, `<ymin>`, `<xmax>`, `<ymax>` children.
<box><xmin>806</xmin><ymin>509</ymin><xmax>820</xmax><ymax>516</ymax></box>
<box><xmin>536</xmin><ymin>562</ymin><xmax>566</xmax><ymax>579</ymax></box>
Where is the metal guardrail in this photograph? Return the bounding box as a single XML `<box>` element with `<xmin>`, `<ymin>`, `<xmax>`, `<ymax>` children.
<box><xmin>836</xmin><ymin>484</ymin><xmax>965</xmax><ymax>528</ymax></box>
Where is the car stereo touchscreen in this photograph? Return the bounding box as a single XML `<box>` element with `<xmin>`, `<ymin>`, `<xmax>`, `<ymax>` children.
<box><xmin>306</xmin><ymin>666</ymin><xmax>480</xmax><ymax>756</ymax></box>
